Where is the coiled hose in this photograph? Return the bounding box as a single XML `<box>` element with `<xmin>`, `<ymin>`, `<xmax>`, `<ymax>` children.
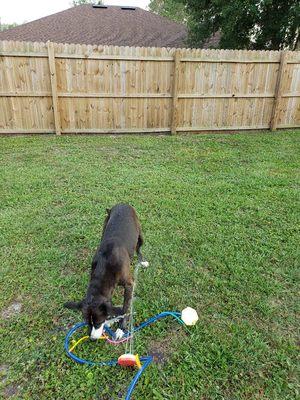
<box><xmin>65</xmin><ymin>311</ymin><xmax>183</xmax><ymax>399</ymax></box>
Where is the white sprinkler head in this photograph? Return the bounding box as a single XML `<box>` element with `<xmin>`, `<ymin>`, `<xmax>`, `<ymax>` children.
<box><xmin>181</xmin><ymin>307</ymin><xmax>199</xmax><ymax>326</ymax></box>
<box><xmin>90</xmin><ymin>322</ymin><xmax>105</xmax><ymax>340</ymax></box>
<box><xmin>115</xmin><ymin>328</ymin><xmax>125</xmax><ymax>340</ymax></box>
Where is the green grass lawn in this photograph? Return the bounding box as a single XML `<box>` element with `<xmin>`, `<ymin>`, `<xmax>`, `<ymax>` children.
<box><xmin>0</xmin><ymin>131</ymin><xmax>299</xmax><ymax>400</ymax></box>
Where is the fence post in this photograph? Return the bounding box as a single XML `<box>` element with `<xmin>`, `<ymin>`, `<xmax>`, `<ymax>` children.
<box><xmin>171</xmin><ymin>50</ymin><xmax>181</xmax><ymax>135</ymax></box>
<box><xmin>270</xmin><ymin>51</ymin><xmax>288</xmax><ymax>131</ymax></box>
<box><xmin>47</xmin><ymin>41</ymin><xmax>61</xmax><ymax>135</ymax></box>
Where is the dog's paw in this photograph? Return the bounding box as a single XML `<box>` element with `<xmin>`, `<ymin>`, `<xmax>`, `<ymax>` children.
<box><xmin>140</xmin><ymin>260</ymin><xmax>149</xmax><ymax>268</ymax></box>
<box><xmin>115</xmin><ymin>328</ymin><xmax>125</xmax><ymax>340</ymax></box>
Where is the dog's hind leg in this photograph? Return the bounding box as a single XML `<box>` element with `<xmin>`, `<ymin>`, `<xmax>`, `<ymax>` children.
<box><xmin>136</xmin><ymin>232</ymin><xmax>149</xmax><ymax>267</ymax></box>
<box><xmin>136</xmin><ymin>232</ymin><xmax>144</xmax><ymax>262</ymax></box>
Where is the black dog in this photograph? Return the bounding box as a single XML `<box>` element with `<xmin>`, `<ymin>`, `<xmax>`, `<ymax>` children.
<box><xmin>64</xmin><ymin>204</ymin><xmax>145</xmax><ymax>335</ymax></box>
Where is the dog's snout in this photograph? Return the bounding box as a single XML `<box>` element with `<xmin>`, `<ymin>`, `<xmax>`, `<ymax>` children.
<box><xmin>90</xmin><ymin>324</ymin><xmax>105</xmax><ymax>340</ymax></box>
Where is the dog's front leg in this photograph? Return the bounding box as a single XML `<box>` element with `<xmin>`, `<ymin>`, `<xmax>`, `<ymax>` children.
<box><xmin>119</xmin><ymin>281</ymin><xmax>133</xmax><ymax>331</ymax></box>
<box><xmin>109</xmin><ymin>305</ymin><xmax>123</xmax><ymax>317</ymax></box>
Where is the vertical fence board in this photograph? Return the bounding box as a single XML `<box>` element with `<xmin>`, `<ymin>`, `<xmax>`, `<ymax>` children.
<box><xmin>47</xmin><ymin>41</ymin><xmax>61</xmax><ymax>135</ymax></box>
<box><xmin>171</xmin><ymin>50</ymin><xmax>181</xmax><ymax>134</ymax></box>
<box><xmin>270</xmin><ymin>51</ymin><xmax>288</xmax><ymax>131</ymax></box>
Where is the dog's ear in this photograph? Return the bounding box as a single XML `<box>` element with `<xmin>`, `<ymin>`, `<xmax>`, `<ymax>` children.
<box><xmin>64</xmin><ymin>300</ymin><xmax>83</xmax><ymax>310</ymax></box>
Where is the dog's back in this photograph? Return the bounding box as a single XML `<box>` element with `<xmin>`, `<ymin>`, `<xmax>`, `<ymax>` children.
<box><xmin>100</xmin><ymin>204</ymin><xmax>140</xmax><ymax>260</ymax></box>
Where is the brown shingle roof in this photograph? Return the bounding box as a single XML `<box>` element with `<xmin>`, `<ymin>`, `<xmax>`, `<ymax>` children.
<box><xmin>204</xmin><ymin>31</ymin><xmax>221</xmax><ymax>49</ymax></box>
<box><xmin>0</xmin><ymin>5</ymin><xmax>188</xmax><ymax>48</ymax></box>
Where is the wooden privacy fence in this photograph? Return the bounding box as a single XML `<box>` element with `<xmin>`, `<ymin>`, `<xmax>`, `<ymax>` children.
<box><xmin>0</xmin><ymin>40</ymin><xmax>299</xmax><ymax>135</ymax></box>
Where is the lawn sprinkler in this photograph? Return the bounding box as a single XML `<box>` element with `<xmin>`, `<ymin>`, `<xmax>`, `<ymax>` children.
<box><xmin>65</xmin><ymin>261</ymin><xmax>198</xmax><ymax>399</ymax></box>
<box><xmin>65</xmin><ymin>308</ymin><xmax>198</xmax><ymax>399</ymax></box>
<box><xmin>118</xmin><ymin>353</ymin><xmax>142</xmax><ymax>369</ymax></box>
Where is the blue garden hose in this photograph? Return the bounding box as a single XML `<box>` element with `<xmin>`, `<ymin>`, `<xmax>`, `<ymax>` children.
<box><xmin>64</xmin><ymin>322</ymin><xmax>118</xmax><ymax>366</ymax></box>
<box><xmin>65</xmin><ymin>311</ymin><xmax>183</xmax><ymax>399</ymax></box>
<box><xmin>125</xmin><ymin>355</ymin><xmax>153</xmax><ymax>400</ymax></box>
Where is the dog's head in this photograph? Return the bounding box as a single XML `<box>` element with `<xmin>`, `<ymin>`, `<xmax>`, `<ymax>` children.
<box><xmin>64</xmin><ymin>297</ymin><xmax>111</xmax><ymax>335</ymax></box>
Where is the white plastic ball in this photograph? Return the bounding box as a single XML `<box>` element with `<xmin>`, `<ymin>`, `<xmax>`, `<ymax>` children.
<box><xmin>181</xmin><ymin>307</ymin><xmax>199</xmax><ymax>326</ymax></box>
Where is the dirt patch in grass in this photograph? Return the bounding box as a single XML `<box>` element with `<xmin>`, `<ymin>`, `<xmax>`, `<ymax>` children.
<box><xmin>148</xmin><ymin>327</ymin><xmax>186</xmax><ymax>365</ymax></box>
<box><xmin>1</xmin><ymin>302</ymin><xmax>22</xmax><ymax>320</ymax></box>
<box><xmin>2</xmin><ymin>383</ymin><xmax>20</xmax><ymax>399</ymax></box>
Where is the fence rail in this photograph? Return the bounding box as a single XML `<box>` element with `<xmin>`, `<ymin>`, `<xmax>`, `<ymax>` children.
<box><xmin>0</xmin><ymin>40</ymin><xmax>299</xmax><ymax>135</ymax></box>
